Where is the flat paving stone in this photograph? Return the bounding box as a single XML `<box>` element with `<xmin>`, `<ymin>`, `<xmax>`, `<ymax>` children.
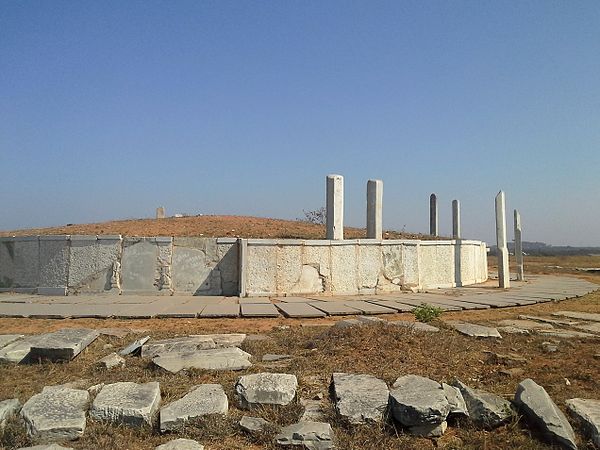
<box><xmin>378</xmin><ymin>297</ymin><xmax>461</xmax><ymax>311</ymax></box>
<box><xmin>553</xmin><ymin>311</ymin><xmax>600</xmax><ymax>322</ymax></box>
<box><xmin>240</xmin><ymin>303</ymin><xmax>280</xmax><ymax>317</ymax></box>
<box><xmin>565</xmin><ymin>398</ymin><xmax>600</xmax><ymax>448</ymax></box>
<box><xmin>308</xmin><ymin>302</ymin><xmax>363</xmax><ymax>315</ymax></box>
<box><xmin>29</xmin><ymin>329</ymin><xmax>99</xmax><ymax>362</ymax></box>
<box><xmin>114</xmin><ymin>302</ymin><xmax>170</xmax><ymax>319</ymax></box>
<box><xmin>274</xmin><ymin>297</ymin><xmax>321</xmax><ymax>303</ymax></box>
<box><xmin>518</xmin><ymin>315</ymin><xmax>580</xmax><ymax>326</ymax></box>
<box><xmin>17</xmin><ymin>445</ymin><xmax>74</xmax><ymax>450</ymax></box>
<box><xmin>275</xmin><ymin>302</ymin><xmax>327</xmax><ymax>318</ymax></box>
<box><xmin>496</xmin><ymin>319</ymin><xmax>553</xmax><ymax>330</ymax></box>
<box><xmin>192</xmin><ymin>334</ymin><xmax>247</xmax><ymax>347</ymax></box>
<box><xmin>0</xmin><ymin>334</ymin><xmax>24</xmax><ymax>349</ymax></box>
<box><xmin>450</xmin><ymin>296</ymin><xmax>520</xmax><ymax>308</ymax></box>
<box><xmin>389</xmin><ymin>320</ymin><xmax>440</xmax><ymax>332</ymax></box>
<box><xmin>575</xmin><ymin>322</ymin><xmax>600</xmax><ymax>334</ymax></box>
<box><xmin>153</xmin><ymin>347</ymin><xmax>252</xmax><ymax>373</ymax></box>
<box><xmin>447</xmin><ymin>321</ymin><xmax>502</xmax><ymax>338</ymax></box>
<box><xmin>342</xmin><ymin>301</ymin><xmax>396</xmax><ymax>315</ymax></box>
<box><xmin>199</xmin><ymin>304</ymin><xmax>240</xmax><ymax>317</ymax></box>
<box><xmin>155</xmin><ymin>439</ymin><xmax>204</xmax><ymax>450</ymax></box>
<box><xmin>160</xmin><ymin>384</ymin><xmax>228</xmax><ymax>432</ymax></box>
<box><xmin>536</xmin><ymin>329</ymin><xmax>597</xmax><ymax>339</ymax></box>
<box><xmin>362</xmin><ymin>300</ymin><xmax>414</xmax><ymax>312</ymax></box>
<box><xmin>90</xmin><ymin>381</ymin><xmax>161</xmax><ymax>427</ymax></box>
<box><xmin>412</xmin><ymin>296</ymin><xmax>491</xmax><ymax>310</ymax></box>
<box><xmin>141</xmin><ymin>336</ymin><xmax>216</xmax><ymax>358</ymax></box>
<box><xmin>239</xmin><ymin>297</ymin><xmax>272</xmax><ymax>304</ymax></box>
<box><xmin>155</xmin><ymin>301</ymin><xmax>207</xmax><ymax>318</ymax></box>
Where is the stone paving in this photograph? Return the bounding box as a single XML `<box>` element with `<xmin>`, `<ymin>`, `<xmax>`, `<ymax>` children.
<box><xmin>0</xmin><ymin>275</ymin><xmax>596</xmax><ymax>320</ymax></box>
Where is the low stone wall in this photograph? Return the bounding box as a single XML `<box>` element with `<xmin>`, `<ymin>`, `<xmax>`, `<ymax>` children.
<box><xmin>240</xmin><ymin>239</ymin><xmax>488</xmax><ymax>297</ymax></box>
<box><xmin>0</xmin><ymin>236</ymin><xmax>487</xmax><ymax>296</ymax></box>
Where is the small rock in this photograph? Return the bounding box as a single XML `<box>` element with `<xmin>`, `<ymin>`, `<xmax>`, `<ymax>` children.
<box><xmin>153</xmin><ymin>347</ymin><xmax>252</xmax><ymax>373</ymax></box>
<box><xmin>102</xmin><ymin>344</ymin><xmax>114</xmax><ymax>350</ymax></box>
<box><xmin>155</xmin><ymin>438</ymin><xmax>204</xmax><ymax>450</ymax></box>
<box><xmin>331</xmin><ymin>373</ymin><xmax>389</xmax><ymax>424</ymax></box>
<box><xmin>160</xmin><ymin>384</ymin><xmax>228</xmax><ymax>432</ymax></box>
<box><xmin>236</xmin><ymin>373</ymin><xmax>298</xmax><ymax>409</ymax></box>
<box><xmin>333</xmin><ymin>319</ymin><xmax>361</xmax><ymax>329</ymax></box>
<box><xmin>484</xmin><ymin>352</ymin><xmax>527</xmax><ymax>367</ymax></box>
<box><xmin>262</xmin><ymin>354</ymin><xmax>292</xmax><ymax>362</ymax></box>
<box><xmin>141</xmin><ymin>336</ymin><xmax>216</xmax><ymax>358</ymax></box>
<box><xmin>451</xmin><ymin>380</ymin><xmax>513</xmax><ymax>428</ymax></box>
<box><xmin>97</xmin><ymin>352</ymin><xmax>125</xmax><ymax>369</ymax></box>
<box><xmin>409</xmin><ymin>420</ymin><xmax>448</xmax><ymax>437</ymax></box>
<box><xmin>118</xmin><ymin>336</ymin><xmax>150</xmax><ymax>356</ymax></box>
<box><xmin>239</xmin><ymin>415</ymin><xmax>270</xmax><ymax>433</ymax></box>
<box><xmin>442</xmin><ymin>383</ymin><xmax>468</xmax><ymax>417</ymax></box>
<box><xmin>541</xmin><ymin>342</ymin><xmax>559</xmax><ymax>353</ymax></box>
<box><xmin>389</xmin><ymin>320</ymin><xmax>440</xmax><ymax>332</ymax></box>
<box><xmin>0</xmin><ymin>398</ymin><xmax>21</xmax><ymax>428</ymax></box>
<box><xmin>447</xmin><ymin>321</ymin><xmax>502</xmax><ymax>338</ymax></box>
<box><xmin>499</xmin><ymin>368</ymin><xmax>525</xmax><ymax>378</ymax></box>
<box><xmin>276</xmin><ymin>421</ymin><xmax>334</xmax><ymax>450</ymax></box>
<box><xmin>565</xmin><ymin>398</ymin><xmax>600</xmax><ymax>448</ymax></box>
<box><xmin>514</xmin><ymin>378</ymin><xmax>577</xmax><ymax>450</ymax></box>
<box><xmin>192</xmin><ymin>333</ymin><xmax>246</xmax><ymax>347</ymax></box>
<box><xmin>90</xmin><ymin>381</ymin><xmax>161</xmax><ymax>427</ymax></box>
<box><xmin>356</xmin><ymin>316</ymin><xmax>386</xmax><ymax>325</ymax></box>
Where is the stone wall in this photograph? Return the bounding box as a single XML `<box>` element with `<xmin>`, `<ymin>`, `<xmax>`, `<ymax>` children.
<box><xmin>241</xmin><ymin>239</ymin><xmax>488</xmax><ymax>297</ymax></box>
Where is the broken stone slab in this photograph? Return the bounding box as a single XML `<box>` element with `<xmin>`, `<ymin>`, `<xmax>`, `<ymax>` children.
<box><xmin>442</xmin><ymin>383</ymin><xmax>468</xmax><ymax>417</ymax></box>
<box><xmin>518</xmin><ymin>315</ymin><xmax>580</xmax><ymax>327</ymax></box>
<box><xmin>498</xmin><ymin>326</ymin><xmax>530</xmax><ymax>335</ymax></box>
<box><xmin>537</xmin><ymin>329</ymin><xmax>597</xmax><ymax>339</ymax></box>
<box><xmin>356</xmin><ymin>315</ymin><xmax>386</xmax><ymax>325</ymax></box>
<box><xmin>575</xmin><ymin>322</ymin><xmax>600</xmax><ymax>334</ymax></box>
<box><xmin>21</xmin><ymin>386</ymin><xmax>89</xmax><ymax>443</ymax></box>
<box><xmin>191</xmin><ymin>333</ymin><xmax>247</xmax><ymax>347</ymax></box>
<box><xmin>239</xmin><ymin>415</ymin><xmax>271</xmax><ymax>433</ymax></box>
<box><xmin>553</xmin><ymin>311</ymin><xmax>600</xmax><ymax>322</ymax></box>
<box><xmin>118</xmin><ymin>336</ymin><xmax>150</xmax><ymax>356</ymax></box>
<box><xmin>97</xmin><ymin>352</ymin><xmax>125</xmax><ymax>369</ymax></box>
<box><xmin>333</xmin><ymin>319</ymin><xmax>361</xmax><ymax>329</ymax></box>
<box><xmin>300</xmin><ymin>399</ymin><xmax>325</xmax><ymax>422</ymax></box>
<box><xmin>262</xmin><ymin>354</ymin><xmax>292</xmax><ymax>362</ymax></box>
<box><xmin>451</xmin><ymin>380</ymin><xmax>513</xmax><ymax>428</ymax></box>
<box><xmin>160</xmin><ymin>384</ymin><xmax>228</xmax><ymax>432</ymax></box>
<box><xmin>0</xmin><ymin>334</ymin><xmax>24</xmax><ymax>349</ymax></box>
<box><xmin>152</xmin><ymin>347</ymin><xmax>252</xmax><ymax>373</ymax></box>
<box><xmin>0</xmin><ymin>335</ymin><xmax>52</xmax><ymax>364</ymax></box>
<box><xmin>514</xmin><ymin>378</ymin><xmax>577</xmax><ymax>450</ymax></box>
<box><xmin>29</xmin><ymin>329</ymin><xmax>99</xmax><ymax>362</ymax></box>
<box><xmin>17</xmin><ymin>445</ymin><xmax>74</xmax><ymax>450</ymax></box>
<box><xmin>331</xmin><ymin>373</ymin><xmax>389</xmax><ymax>424</ymax></box>
<box><xmin>276</xmin><ymin>421</ymin><xmax>334</xmax><ymax>450</ymax></box>
<box><xmin>497</xmin><ymin>319</ymin><xmax>553</xmax><ymax>330</ymax></box>
<box><xmin>447</xmin><ymin>321</ymin><xmax>502</xmax><ymax>338</ymax></box>
<box><xmin>155</xmin><ymin>439</ymin><xmax>204</xmax><ymax>450</ymax></box>
<box><xmin>90</xmin><ymin>381</ymin><xmax>161</xmax><ymax>427</ymax></box>
<box><xmin>141</xmin><ymin>336</ymin><xmax>216</xmax><ymax>358</ymax></box>
<box><xmin>0</xmin><ymin>398</ymin><xmax>21</xmax><ymax>428</ymax></box>
<box><xmin>389</xmin><ymin>375</ymin><xmax>450</xmax><ymax>430</ymax></box>
<box><xmin>236</xmin><ymin>373</ymin><xmax>298</xmax><ymax>409</ymax></box>
<box><xmin>565</xmin><ymin>398</ymin><xmax>600</xmax><ymax>448</ymax></box>
<box><xmin>389</xmin><ymin>320</ymin><xmax>440</xmax><ymax>332</ymax></box>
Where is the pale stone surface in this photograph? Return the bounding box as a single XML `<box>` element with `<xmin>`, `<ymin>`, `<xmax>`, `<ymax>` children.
<box><xmin>514</xmin><ymin>210</ymin><xmax>524</xmax><ymax>281</ymax></box>
<box><xmin>38</xmin><ymin>237</ymin><xmax>70</xmax><ymax>294</ymax></box>
<box><xmin>276</xmin><ymin>421</ymin><xmax>334</xmax><ymax>450</ymax></box>
<box><xmin>576</xmin><ymin>322</ymin><xmax>600</xmax><ymax>334</ymax></box>
<box><xmin>326</xmin><ymin>174</ymin><xmax>344</xmax><ymax>240</ymax></box>
<box><xmin>497</xmin><ymin>319</ymin><xmax>553</xmax><ymax>331</ymax></box>
<box><xmin>330</xmin><ymin>244</ymin><xmax>358</xmax><ymax>294</ymax></box>
<box><xmin>495</xmin><ymin>191</ymin><xmax>510</xmax><ymax>288</ymax></box>
<box><xmin>300</xmin><ymin>399</ymin><xmax>325</xmax><ymax>422</ymax></box>
<box><xmin>514</xmin><ymin>379</ymin><xmax>576</xmax><ymax>450</ymax></box>
<box><xmin>160</xmin><ymin>384</ymin><xmax>228</xmax><ymax>432</ymax></box>
<box><xmin>21</xmin><ymin>387</ymin><xmax>89</xmax><ymax>443</ymax></box>
<box><xmin>430</xmin><ymin>194</ymin><xmax>438</xmax><ymax>236</ymax></box>
<box><xmin>155</xmin><ymin>439</ymin><xmax>204</xmax><ymax>450</ymax></box>
<box><xmin>0</xmin><ymin>237</ymin><xmax>40</xmax><ymax>289</ymax></box>
<box><xmin>566</xmin><ymin>398</ymin><xmax>600</xmax><ymax>447</ymax></box>
<box><xmin>141</xmin><ymin>336</ymin><xmax>216</xmax><ymax>358</ymax></box>
<box><xmin>0</xmin><ymin>398</ymin><xmax>21</xmax><ymax>427</ymax></box>
<box><xmin>366</xmin><ymin>179</ymin><xmax>383</xmax><ymax>240</ymax></box>
<box><xmin>389</xmin><ymin>320</ymin><xmax>440</xmax><ymax>332</ymax></box>
<box><xmin>29</xmin><ymin>329</ymin><xmax>99</xmax><ymax>361</ymax></box>
<box><xmin>452</xmin><ymin>199</ymin><xmax>461</xmax><ymax>239</ymax></box>
<box><xmin>262</xmin><ymin>354</ymin><xmax>292</xmax><ymax>362</ymax></box>
<box><xmin>358</xmin><ymin>244</ymin><xmax>381</xmax><ymax>290</ymax></box>
<box><xmin>68</xmin><ymin>236</ymin><xmax>121</xmax><ymax>293</ymax></box>
<box><xmin>119</xmin><ymin>336</ymin><xmax>150</xmax><ymax>356</ymax></box>
<box><xmin>331</xmin><ymin>373</ymin><xmax>389</xmax><ymax>424</ymax></box>
<box><xmin>245</xmin><ymin>245</ymin><xmax>277</xmax><ymax>296</ymax></box>
<box><xmin>452</xmin><ymin>380</ymin><xmax>513</xmax><ymax>428</ymax></box>
<box><xmin>239</xmin><ymin>415</ymin><xmax>270</xmax><ymax>433</ymax></box>
<box><xmin>0</xmin><ymin>335</ymin><xmax>46</xmax><ymax>363</ymax></box>
<box><xmin>90</xmin><ymin>381</ymin><xmax>161</xmax><ymax>427</ymax></box>
<box><xmin>97</xmin><ymin>352</ymin><xmax>125</xmax><ymax>369</ymax></box>
<box><xmin>389</xmin><ymin>375</ymin><xmax>450</xmax><ymax>428</ymax></box>
<box><xmin>553</xmin><ymin>311</ymin><xmax>600</xmax><ymax>322</ymax></box>
<box><xmin>120</xmin><ymin>238</ymin><xmax>172</xmax><ymax>293</ymax></box>
<box><xmin>194</xmin><ymin>333</ymin><xmax>246</xmax><ymax>347</ymax></box>
<box><xmin>410</xmin><ymin>420</ymin><xmax>448</xmax><ymax>437</ymax></box>
<box><xmin>153</xmin><ymin>347</ymin><xmax>252</xmax><ymax>373</ymax></box>
<box><xmin>236</xmin><ymin>373</ymin><xmax>298</xmax><ymax>408</ymax></box>
<box><xmin>0</xmin><ymin>334</ymin><xmax>24</xmax><ymax>349</ymax></box>
<box><xmin>448</xmin><ymin>321</ymin><xmax>502</xmax><ymax>338</ymax></box>
<box><xmin>442</xmin><ymin>383</ymin><xmax>469</xmax><ymax>417</ymax></box>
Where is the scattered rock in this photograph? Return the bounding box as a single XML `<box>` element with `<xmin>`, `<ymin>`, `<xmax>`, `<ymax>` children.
<box><xmin>239</xmin><ymin>415</ymin><xmax>271</xmax><ymax>433</ymax></box>
<box><xmin>141</xmin><ymin>336</ymin><xmax>216</xmax><ymax>358</ymax></box>
<box><xmin>575</xmin><ymin>322</ymin><xmax>600</xmax><ymax>334</ymax></box>
<box><xmin>484</xmin><ymin>352</ymin><xmax>527</xmax><ymax>367</ymax></box>
<box><xmin>451</xmin><ymin>380</ymin><xmax>513</xmax><ymax>428</ymax></box>
<box><xmin>442</xmin><ymin>383</ymin><xmax>468</xmax><ymax>417</ymax></box>
<box><xmin>389</xmin><ymin>320</ymin><xmax>440</xmax><ymax>332</ymax></box>
<box><xmin>262</xmin><ymin>354</ymin><xmax>292</xmax><ymax>362</ymax></box>
<box><xmin>97</xmin><ymin>352</ymin><xmax>125</xmax><ymax>369</ymax></box>
<box><xmin>160</xmin><ymin>384</ymin><xmax>228</xmax><ymax>432</ymax></box>
<box><xmin>447</xmin><ymin>321</ymin><xmax>502</xmax><ymax>338</ymax></box>
<box><xmin>300</xmin><ymin>399</ymin><xmax>325</xmax><ymax>422</ymax></box>
<box><xmin>153</xmin><ymin>347</ymin><xmax>252</xmax><ymax>373</ymax></box>
<box><xmin>0</xmin><ymin>398</ymin><xmax>21</xmax><ymax>428</ymax></box>
<box><xmin>236</xmin><ymin>373</ymin><xmax>298</xmax><ymax>408</ymax></box>
<box><xmin>0</xmin><ymin>334</ymin><xmax>24</xmax><ymax>349</ymax></box>
<box><xmin>518</xmin><ymin>315</ymin><xmax>580</xmax><ymax>327</ymax></box>
<box><xmin>20</xmin><ymin>386</ymin><xmax>89</xmax><ymax>443</ymax></box>
<box><xmin>565</xmin><ymin>398</ymin><xmax>600</xmax><ymax>448</ymax></box>
<box><xmin>497</xmin><ymin>319</ymin><xmax>553</xmax><ymax>330</ymax></box>
<box><xmin>498</xmin><ymin>326</ymin><xmax>530</xmax><ymax>335</ymax></box>
<box><xmin>541</xmin><ymin>342</ymin><xmax>559</xmax><ymax>353</ymax></box>
<box><xmin>118</xmin><ymin>336</ymin><xmax>150</xmax><ymax>356</ymax></box>
<box><xmin>499</xmin><ymin>368</ymin><xmax>525</xmax><ymax>378</ymax></box>
<box><xmin>90</xmin><ymin>381</ymin><xmax>161</xmax><ymax>427</ymax></box>
<box><xmin>333</xmin><ymin>319</ymin><xmax>361</xmax><ymax>329</ymax></box>
<box><xmin>192</xmin><ymin>333</ymin><xmax>246</xmax><ymax>347</ymax></box>
<box><xmin>356</xmin><ymin>316</ymin><xmax>386</xmax><ymax>325</ymax></box>
<box><xmin>331</xmin><ymin>373</ymin><xmax>389</xmax><ymax>424</ymax></box>
<box><xmin>514</xmin><ymin>378</ymin><xmax>577</xmax><ymax>450</ymax></box>
<box><xmin>155</xmin><ymin>439</ymin><xmax>204</xmax><ymax>450</ymax></box>
<box><xmin>537</xmin><ymin>329</ymin><xmax>597</xmax><ymax>339</ymax></box>
<box><xmin>276</xmin><ymin>421</ymin><xmax>334</xmax><ymax>450</ymax></box>
<box><xmin>389</xmin><ymin>375</ymin><xmax>450</xmax><ymax>435</ymax></box>
<box><xmin>28</xmin><ymin>329</ymin><xmax>99</xmax><ymax>362</ymax></box>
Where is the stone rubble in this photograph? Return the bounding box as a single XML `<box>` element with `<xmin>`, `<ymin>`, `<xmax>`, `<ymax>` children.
<box><xmin>451</xmin><ymin>380</ymin><xmax>513</xmax><ymax>428</ymax></box>
<box><xmin>565</xmin><ymin>398</ymin><xmax>600</xmax><ymax>448</ymax></box>
<box><xmin>442</xmin><ymin>383</ymin><xmax>469</xmax><ymax>417</ymax></box>
<box><xmin>119</xmin><ymin>335</ymin><xmax>151</xmax><ymax>356</ymax></box>
<box><xmin>153</xmin><ymin>347</ymin><xmax>252</xmax><ymax>373</ymax></box>
<box><xmin>90</xmin><ymin>381</ymin><xmax>161</xmax><ymax>427</ymax></box>
<box><xmin>236</xmin><ymin>372</ymin><xmax>298</xmax><ymax>409</ymax></box>
<box><xmin>17</xmin><ymin>445</ymin><xmax>74</xmax><ymax>450</ymax></box>
<box><xmin>97</xmin><ymin>352</ymin><xmax>125</xmax><ymax>369</ymax></box>
<box><xmin>331</xmin><ymin>373</ymin><xmax>389</xmax><ymax>424</ymax></box>
<box><xmin>276</xmin><ymin>421</ymin><xmax>334</xmax><ymax>450</ymax></box>
<box><xmin>239</xmin><ymin>415</ymin><xmax>271</xmax><ymax>433</ymax></box>
<box><xmin>0</xmin><ymin>335</ymin><xmax>47</xmax><ymax>364</ymax></box>
<box><xmin>160</xmin><ymin>384</ymin><xmax>228</xmax><ymax>432</ymax></box>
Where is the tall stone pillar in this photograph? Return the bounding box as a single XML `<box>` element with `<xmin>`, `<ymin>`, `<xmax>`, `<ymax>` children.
<box><xmin>366</xmin><ymin>179</ymin><xmax>383</xmax><ymax>239</ymax></box>
<box><xmin>495</xmin><ymin>191</ymin><xmax>510</xmax><ymax>288</ymax></box>
<box><xmin>156</xmin><ymin>207</ymin><xmax>166</xmax><ymax>219</ymax></box>
<box><xmin>452</xmin><ymin>199</ymin><xmax>461</xmax><ymax>239</ymax></box>
<box><xmin>326</xmin><ymin>174</ymin><xmax>344</xmax><ymax>240</ymax></box>
<box><xmin>429</xmin><ymin>193</ymin><xmax>438</xmax><ymax>236</ymax></box>
<box><xmin>514</xmin><ymin>209</ymin><xmax>524</xmax><ymax>281</ymax></box>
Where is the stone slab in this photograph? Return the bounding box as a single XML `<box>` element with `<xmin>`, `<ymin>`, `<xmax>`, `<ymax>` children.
<box><xmin>141</xmin><ymin>336</ymin><xmax>216</xmax><ymax>358</ymax></box>
<box><xmin>276</xmin><ymin>420</ymin><xmax>334</xmax><ymax>449</ymax></box>
<box><xmin>90</xmin><ymin>381</ymin><xmax>161</xmax><ymax>427</ymax></box>
<box><xmin>341</xmin><ymin>301</ymin><xmax>396</xmax><ymax>315</ymax></box>
<box><xmin>389</xmin><ymin>321</ymin><xmax>440</xmax><ymax>332</ymax></box>
<box><xmin>452</xmin><ymin>380</ymin><xmax>513</xmax><ymax>428</ymax></box>
<box><xmin>155</xmin><ymin>301</ymin><xmax>207</xmax><ymax>318</ymax></box>
<box><xmin>0</xmin><ymin>335</ymin><xmax>47</xmax><ymax>364</ymax></box>
<box><xmin>240</xmin><ymin>303</ymin><xmax>281</xmax><ymax>317</ymax></box>
<box><xmin>331</xmin><ymin>373</ymin><xmax>389</xmax><ymax>424</ymax></box>
<box><xmin>379</xmin><ymin>296</ymin><xmax>461</xmax><ymax>311</ymax></box>
<box><xmin>275</xmin><ymin>302</ymin><xmax>327</xmax><ymax>318</ymax></box>
<box><xmin>29</xmin><ymin>329</ymin><xmax>99</xmax><ymax>362</ymax></box>
<box><xmin>447</xmin><ymin>321</ymin><xmax>502</xmax><ymax>338</ymax></box>
<box><xmin>307</xmin><ymin>301</ymin><xmax>363</xmax><ymax>315</ymax></box>
<box><xmin>362</xmin><ymin>300</ymin><xmax>414</xmax><ymax>312</ymax></box>
<box><xmin>155</xmin><ymin>439</ymin><xmax>204</xmax><ymax>450</ymax></box>
<box><xmin>192</xmin><ymin>333</ymin><xmax>247</xmax><ymax>347</ymax></box>
<box><xmin>199</xmin><ymin>304</ymin><xmax>240</xmax><ymax>317</ymax></box>
<box><xmin>239</xmin><ymin>297</ymin><xmax>272</xmax><ymax>304</ymax></box>
<box><xmin>0</xmin><ymin>334</ymin><xmax>24</xmax><ymax>349</ymax></box>
<box><xmin>553</xmin><ymin>311</ymin><xmax>600</xmax><ymax>322</ymax></box>
<box><xmin>17</xmin><ymin>445</ymin><xmax>74</xmax><ymax>450</ymax></box>
<box><xmin>565</xmin><ymin>398</ymin><xmax>600</xmax><ymax>447</ymax></box>
<box><xmin>0</xmin><ymin>398</ymin><xmax>21</xmax><ymax>427</ymax></box>
<box><xmin>389</xmin><ymin>375</ymin><xmax>450</xmax><ymax>428</ymax></box>
<box><xmin>160</xmin><ymin>384</ymin><xmax>228</xmax><ymax>432</ymax></box>
<box><xmin>274</xmin><ymin>296</ymin><xmax>320</xmax><ymax>303</ymax></box>
<box><xmin>236</xmin><ymin>372</ymin><xmax>298</xmax><ymax>408</ymax></box>
<box><xmin>575</xmin><ymin>322</ymin><xmax>600</xmax><ymax>334</ymax></box>
<box><xmin>119</xmin><ymin>336</ymin><xmax>150</xmax><ymax>356</ymax></box>
<box><xmin>153</xmin><ymin>347</ymin><xmax>252</xmax><ymax>373</ymax></box>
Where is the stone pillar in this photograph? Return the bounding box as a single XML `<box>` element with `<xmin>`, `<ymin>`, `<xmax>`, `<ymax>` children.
<box><xmin>495</xmin><ymin>191</ymin><xmax>510</xmax><ymax>288</ymax></box>
<box><xmin>514</xmin><ymin>209</ymin><xmax>524</xmax><ymax>281</ymax></box>
<box><xmin>452</xmin><ymin>199</ymin><xmax>461</xmax><ymax>239</ymax></box>
<box><xmin>366</xmin><ymin>179</ymin><xmax>383</xmax><ymax>239</ymax></box>
<box><xmin>156</xmin><ymin>207</ymin><xmax>165</xmax><ymax>219</ymax></box>
<box><xmin>326</xmin><ymin>174</ymin><xmax>344</xmax><ymax>240</ymax></box>
<box><xmin>429</xmin><ymin>194</ymin><xmax>438</xmax><ymax>236</ymax></box>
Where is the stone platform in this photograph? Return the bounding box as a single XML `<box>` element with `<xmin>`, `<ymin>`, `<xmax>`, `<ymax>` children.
<box><xmin>0</xmin><ymin>275</ymin><xmax>596</xmax><ymax>320</ymax></box>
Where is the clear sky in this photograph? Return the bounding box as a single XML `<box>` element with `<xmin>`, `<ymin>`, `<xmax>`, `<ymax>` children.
<box><xmin>1</xmin><ymin>1</ymin><xmax>599</xmax><ymax>246</ymax></box>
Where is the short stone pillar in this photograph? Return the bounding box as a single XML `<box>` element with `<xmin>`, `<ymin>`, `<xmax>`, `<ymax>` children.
<box><xmin>156</xmin><ymin>207</ymin><xmax>166</xmax><ymax>219</ymax></box>
<box><xmin>514</xmin><ymin>209</ymin><xmax>524</xmax><ymax>281</ymax></box>
<box><xmin>326</xmin><ymin>174</ymin><xmax>344</xmax><ymax>240</ymax></box>
<box><xmin>366</xmin><ymin>179</ymin><xmax>383</xmax><ymax>239</ymax></box>
<box><xmin>452</xmin><ymin>199</ymin><xmax>461</xmax><ymax>239</ymax></box>
<box><xmin>495</xmin><ymin>191</ymin><xmax>510</xmax><ymax>288</ymax></box>
<box><xmin>429</xmin><ymin>194</ymin><xmax>438</xmax><ymax>236</ymax></box>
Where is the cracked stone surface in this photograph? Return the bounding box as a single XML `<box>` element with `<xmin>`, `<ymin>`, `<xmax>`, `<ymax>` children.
<box><xmin>90</xmin><ymin>381</ymin><xmax>161</xmax><ymax>427</ymax></box>
<box><xmin>451</xmin><ymin>380</ymin><xmax>513</xmax><ymax>428</ymax></box>
<box><xmin>160</xmin><ymin>384</ymin><xmax>228</xmax><ymax>432</ymax></box>
<box><xmin>29</xmin><ymin>329</ymin><xmax>99</xmax><ymax>362</ymax></box>
<box><xmin>389</xmin><ymin>375</ymin><xmax>450</xmax><ymax>429</ymax></box>
<box><xmin>155</xmin><ymin>439</ymin><xmax>204</xmax><ymax>450</ymax></box>
<box><xmin>153</xmin><ymin>347</ymin><xmax>252</xmax><ymax>373</ymax></box>
<box><xmin>236</xmin><ymin>373</ymin><xmax>298</xmax><ymax>409</ymax></box>
<box><xmin>20</xmin><ymin>386</ymin><xmax>89</xmax><ymax>444</ymax></box>
<box><xmin>276</xmin><ymin>421</ymin><xmax>334</xmax><ymax>450</ymax></box>
<box><xmin>331</xmin><ymin>373</ymin><xmax>389</xmax><ymax>424</ymax></box>
<box><xmin>566</xmin><ymin>398</ymin><xmax>600</xmax><ymax>448</ymax></box>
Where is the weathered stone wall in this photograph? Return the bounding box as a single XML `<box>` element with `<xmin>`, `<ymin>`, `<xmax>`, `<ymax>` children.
<box><xmin>242</xmin><ymin>239</ymin><xmax>488</xmax><ymax>297</ymax></box>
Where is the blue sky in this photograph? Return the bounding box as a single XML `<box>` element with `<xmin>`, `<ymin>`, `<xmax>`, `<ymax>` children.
<box><xmin>1</xmin><ymin>1</ymin><xmax>599</xmax><ymax>245</ymax></box>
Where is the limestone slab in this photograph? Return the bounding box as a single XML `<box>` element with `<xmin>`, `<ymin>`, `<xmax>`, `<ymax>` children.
<box><xmin>236</xmin><ymin>373</ymin><xmax>298</xmax><ymax>408</ymax></box>
<box><xmin>389</xmin><ymin>320</ymin><xmax>439</xmax><ymax>332</ymax></box>
<box><xmin>452</xmin><ymin>380</ymin><xmax>513</xmax><ymax>428</ymax></box>
<box><xmin>29</xmin><ymin>329</ymin><xmax>99</xmax><ymax>362</ymax></box>
<box><xmin>199</xmin><ymin>303</ymin><xmax>240</xmax><ymax>317</ymax></box>
<box><xmin>160</xmin><ymin>384</ymin><xmax>228</xmax><ymax>432</ymax></box>
<box><xmin>141</xmin><ymin>336</ymin><xmax>216</xmax><ymax>358</ymax></box>
<box><xmin>565</xmin><ymin>398</ymin><xmax>600</xmax><ymax>447</ymax></box>
<box><xmin>21</xmin><ymin>387</ymin><xmax>89</xmax><ymax>443</ymax></box>
<box><xmin>193</xmin><ymin>333</ymin><xmax>247</xmax><ymax>347</ymax></box>
<box><xmin>448</xmin><ymin>321</ymin><xmax>502</xmax><ymax>338</ymax></box>
<box><xmin>0</xmin><ymin>335</ymin><xmax>47</xmax><ymax>363</ymax></box>
<box><xmin>553</xmin><ymin>311</ymin><xmax>600</xmax><ymax>322</ymax></box>
<box><xmin>363</xmin><ymin>300</ymin><xmax>413</xmax><ymax>312</ymax></box>
<box><xmin>308</xmin><ymin>301</ymin><xmax>362</xmax><ymax>315</ymax></box>
<box><xmin>275</xmin><ymin>302</ymin><xmax>327</xmax><ymax>318</ymax></box>
<box><xmin>442</xmin><ymin>383</ymin><xmax>468</xmax><ymax>417</ymax></box>
<box><xmin>155</xmin><ymin>439</ymin><xmax>204</xmax><ymax>450</ymax></box>
<box><xmin>90</xmin><ymin>381</ymin><xmax>161</xmax><ymax>427</ymax></box>
<box><xmin>496</xmin><ymin>319</ymin><xmax>553</xmax><ymax>331</ymax></box>
<box><xmin>389</xmin><ymin>375</ymin><xmax>450</xmax><ymax>428</ymax></box>
<box><xmin>0</xmin><ymin>334</ymin><xmax>24</xmax><ymax>349</ymax></box>
<box><xmin>240</xmin><ymin>303</ymin><xmax>280</xmax><ymax>317</ymax></box>
<box><xmin>119</xmin><ymin>336</ymin><xmax>150</xmax><ymax>356</ymax></box>
<box><xmin>153</xmin><ymin>347</ymin><xmax>252</xmax><ymax>373</ymax></box>
<box><xmin>342</xmin><ymin>301</ymin><xmax>396</xmax><ymax>315</ymax></box>
<box><xmin>276</xmin><ymin>420</ymin><xmax>334</xmax><ymax>450</ymax></box>
<box><xmin>155</xmin><ymin>301</ymin><xmax>207</xmax><ymax>318</ymax></box>
<box><xmin>575</xmin><ymin>322</ymin><xmax>600</xmax><ymax>334</ymax></box>
<box><xmin>331</xmin><ymin>373</ymin><xmax>389</xmax><ymax>424</ymax></box>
